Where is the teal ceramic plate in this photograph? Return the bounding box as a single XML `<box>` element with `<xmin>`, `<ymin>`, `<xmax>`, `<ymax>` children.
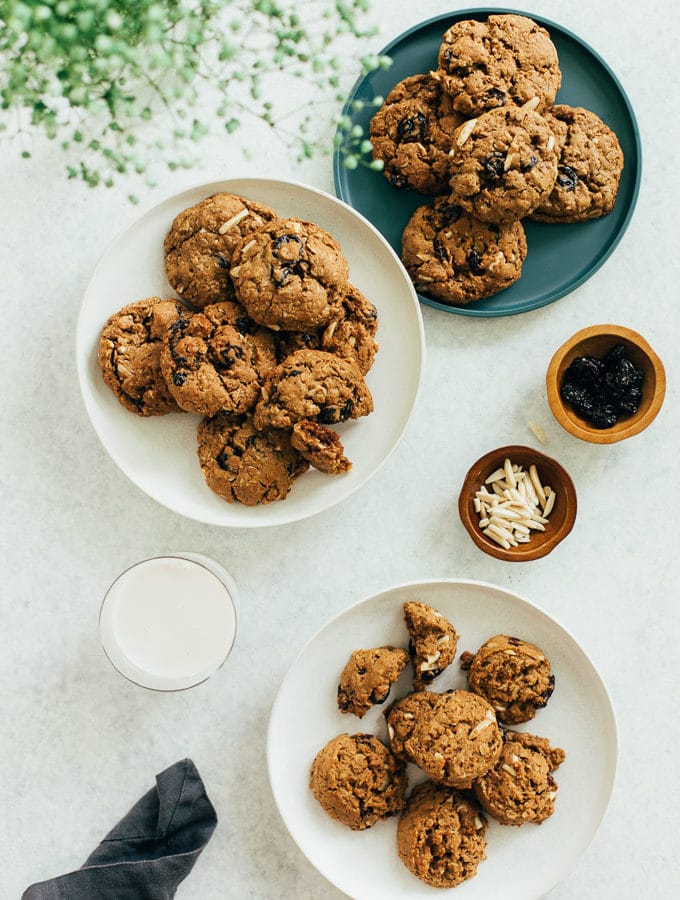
<box><xmin>333</xmin><ymin>8</ymin><xmax>642</xmax><ymax>317</ymax></box>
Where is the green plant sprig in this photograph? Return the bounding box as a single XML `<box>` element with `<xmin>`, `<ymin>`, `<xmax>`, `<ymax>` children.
<box><xmin>0</xmin><ymin>0</ymin><xmax>391</xmax><ymax>195</ymax></box>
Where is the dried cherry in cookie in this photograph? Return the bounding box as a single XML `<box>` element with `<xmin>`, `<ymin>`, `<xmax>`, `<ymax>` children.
<box><xmin>97</xmin><ymin>297</ymin><xmax>185</xmax><ymax>416</ymax></box>
<box><xmin>230</xmin><ymin>218</ymin><xmax>349</xmax><ymax>331</ymax></box>
<box><xmin>164</xmin><ymin>192</ymin><xmax>278</xmax><ymax>309</ymax></box>
<box><xmin>397</xmin><ymin>782</ymin><xmax>488</xmax><ymax>888</ymax></box>
<box><xmin>436</xmin><ymin>14</ymin><xmax>561</xmax><ymax>115</ymax></box>
<box><xmin>160</xmin><ymin>301</ymin><xmax>277</xmax><ymax>417</ymax></box>
<box><xmin>369</xmin><ymin>74</ymin><xmax>466</xmax><ymax>194</ymax></box>
<box><xmin>197</xmin><ymin>411</ymin><xmax>307</xmax><ymax>506</ymax></box>
<box><xmin>309</xmin><ymin>733</ymin><xmax>407</xmax><ymax>830</ymax></box>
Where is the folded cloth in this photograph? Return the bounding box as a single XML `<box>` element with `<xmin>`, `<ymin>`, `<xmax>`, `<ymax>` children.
<box><xmin>23</xmin><ymin>758</ymin><xmax>217</xmax><ymax>900</ymax></box>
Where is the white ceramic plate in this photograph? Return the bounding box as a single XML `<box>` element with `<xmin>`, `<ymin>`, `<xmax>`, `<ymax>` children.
<box><xmin>77</xmin><ymin>178</ymin><xmax>424</xmax><ymax>526</ymax></box>
<box><xmin>267</xmin><ymin>579</ymin><xmax>617</xmax><ymax>899</ymax></box>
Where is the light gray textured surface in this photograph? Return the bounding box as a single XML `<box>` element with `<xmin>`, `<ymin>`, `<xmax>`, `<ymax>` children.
<box><xmin>1</xmin><ymin>1</ymin><xmax>679</xmax><ymax>898</ymax></box>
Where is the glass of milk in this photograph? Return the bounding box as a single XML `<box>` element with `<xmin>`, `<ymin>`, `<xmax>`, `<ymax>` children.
<box><xmin>99</xmin><ymin>553</ymin><xmax>237</xmax><ymax>691</ymax></box>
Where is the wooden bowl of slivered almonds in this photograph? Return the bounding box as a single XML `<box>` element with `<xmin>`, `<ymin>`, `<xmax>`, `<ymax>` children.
<box><xmin>458</xmin><ymin>446</ymin><xmax>577</xmax><ymax>562</ymax></box>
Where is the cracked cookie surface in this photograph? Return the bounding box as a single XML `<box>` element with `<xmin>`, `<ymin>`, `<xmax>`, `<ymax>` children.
<box><xmin>404</xmin><ymin>601</ymin><xmax>459</xmax><ymax>689</ymax></box>
<box><xmin>531</xmin><ymin>105</ymin><xmax>624</xmax><ymax>222</ymax></box>
<box><xmin>436</xmin><ymin>14</ymin><xmax>561</xmax><ymax>115</ymax></box>
<box><xmin>401</xmin><ymin>197</ymin><xmax>527</xmax><ymax>304</ymax></box>
<box><xmin>160</xmin><ymin>301</ymin><xmax>277</xmax><ymax>417</ymax></box>
<box><xmin>197</xmin><ymin>410</ymin><xmax>307</xmax><ymax>505</ymax></box>
<box><xmin>461</xmin><ymin>634</ymin><xmax>555</xmax><ymax>725</ymax></box>
<box><xmin>164</xmin><ymin>193</ymin><xmax>278</xmax><ymax>309</ymax></box>
<box><xmin>230</xmin><ymin>218</ymin><xmax>349</xmax><ymax>330</ymax></box>
<box><xmin>369</xmin><ymin>74</ymin><xmax>466</xmax><ymax>194</ymax></box>
<box><xmin>449</xmin><ymin>104</ymin><xmax>559</xmax><ymax>223</ymax></box>
<box><xmin>291</xmin><ymin>420</ymin><xmax>352</xmax><ymax>475</ymax></box>
<box><xmin>474</xmin><ymin>730</ymin><xmax>566</xmax><ymax>825</ymax></box>
<box><xmin>398</xmin><ymin>689</ymin><xmax>502</xmax><ymax>788</ymax></box>
<box><xmin>337</xmin><ymin>647</ymin><xmax>410</xmax><ymax>718</ymax></box>
<box><xmin>397</xmin><ymin>781</ymin><xmax>488</xmax><ymax>888</ymax></box>
<box><xmin>309</xmin><ymin>733</ymin><xmax>407</xmax><ymax>830</ymax></box>
<box><xmin>98</xmin><ymin>297</ymin><xmax>184</xmax><ymax>416</ymax></box>
<box><xmin>253</xmin><ymin>349</ymin><xmax>373</xmax><ymax>431</ymax></box>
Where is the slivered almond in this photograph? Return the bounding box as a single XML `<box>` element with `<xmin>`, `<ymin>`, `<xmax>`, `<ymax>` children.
<box><xmin>456</xmin><ymin>118</ymin><xmax>477</xmax><ymax>146</ymax></box>
<box><xmin>523</xmin><ymin>96</ymin><xmax>540</xmax><ymax>111</ymax></box>
<box><xmin>239</xmin><ymin>239</ymin><xmax>257</xmax><ymax>255</ymax></box>
<box><xmin>218</xmin><ymin>208</ymin><xmax>250</xmax><ymax>233</ymax></box>
<box><xmin>504</xmin><ymin>152</ymin><xmax>518</xmax><ymax>171</ymax></box>
<box><xmin>469</xmin><ymin>719</ymin><xmax>493</xmax><ymax>738</ymax></box>
<box><xmin>547</xmin><ymin>134</ymin><xmax>555</xmax><ymax>152</ymax></box>
<box><xmin>501</xmin><ymin>764</ymin><xmax>516</xmax><ymax>775</ymax></box>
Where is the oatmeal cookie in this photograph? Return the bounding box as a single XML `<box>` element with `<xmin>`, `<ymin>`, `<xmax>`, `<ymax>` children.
<box><xmin>337</xmin><ymin>647</ymin><xmax>410</xmax><ymax>718</ymax></box>
<box><xmin>461</xmin><ymin>634</ymin><xmax>555</xmax><ymax>725</ymax></box>
<box><xmin>309</xmin><ymin>733</ymin><xmax>407</xmax><ymax>830</ymax></box>
<box><xmin>276</xmin><ymin>286</ymin><xmax>378</xmax><ymax>372</ymax></box>
<box><xmin>97</xmin><ymin>297</ymin><xmax>184</xmax><ymax>416</ymax></box>
<box><xmin>197</xmin><ymin>411</ymin><xmax>307</xmax><ymax>505</ymax></box>
<box><xmin>369</xmin><ymin>74</ymin><xmax>466</xmax><ymax>194</ymax></box>
<box><xmin>397</xmin><ymin>782</ymin><xmax>488</xmax><ymax>888</ymax></box>
<box><xmin>160</xmin><ymin>301</ymin><xmax>276</xmax><ymax>417</ymax></box>
<box><xmin>448</xmin><ymin>104</ymin><xmax>559</xmax><ymax>223</ymax></box>
<box><xmin>474</xmin><ymin>731</ymin><xmax>566</xmax><ymax>826</ymax></box>
<box><xmin>531</xmin><ymin>105</ymin><xmax>624</xmax><ymax>222</ymax></box>
<box><xmin>436</xmin><ymin>14</ymin><xmax>561</xmax><ymax>115</ymax></box>
<box><xmin>253</xmin><ymin>349</ymin><xmax>373</xmax><ymax>431</ymax></box>
<box><xmin>321</xmin><ymin>284</ymin><xmax>378</xmax><ymax>375</ymax></box>
<box><xmin>401</xmin><ymin>197</ymin><xmax>527</xmax><ymax>304</ymax></box>
<box><xmin>230</xmin><ymin>218</ymin><xmax>349</xmax><ymax>330</ymax></box>
<box><xmin>164</xmin><ymin>193</ymin><xmax>278</xmax><ymax>309</ymax></box>
<box><xmin>291</xmin><ymin>420</ymin><xmax>352</xmax><ymax>475</ymax></box>
<box><xmin>401</xmin><ymin>690</ymin><xmax>502</xmax><ymax>788</ymax></box>
<box><xmin>404</xmin><ymin>601</ymin><xmax>458</xmax><ymax>689</ymax></box>
<box><xmin>386</xmin><ymin>691</ymin><xmax>441</xmax><ymax>762</ymax></box>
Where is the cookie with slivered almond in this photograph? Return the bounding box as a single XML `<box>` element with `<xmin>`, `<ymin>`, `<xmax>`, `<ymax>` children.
<box><xmin>164</xmin><ymin>192</ymin><xmax>278</xmax><ymax>309</ymax></box>
<box><xmin>291</xmin><ymin>420</ymin><xmax>352</xmax><ymax>475</ymax></box>
<box><xmin>404</xmin><ymin>601</ymin><xmax>458</xmax><ymax>689</ymax></box>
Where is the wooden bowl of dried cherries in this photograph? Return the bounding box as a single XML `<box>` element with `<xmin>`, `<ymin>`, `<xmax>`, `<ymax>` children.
<box><xmin>546</xmin><ymin>324</ymin><xmax>666</xmax><ymax>444</ymax></box>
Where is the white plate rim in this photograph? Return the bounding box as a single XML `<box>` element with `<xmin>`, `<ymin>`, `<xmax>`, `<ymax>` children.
<box><xmin>76</xmin><ymin>176</ymin><xmax>426</xmax><ymax>527</ymax></box>
<box><xmin>266</xmin><ymin>577</ymin><xmax>619</xmax><ymax>899</ymax></box>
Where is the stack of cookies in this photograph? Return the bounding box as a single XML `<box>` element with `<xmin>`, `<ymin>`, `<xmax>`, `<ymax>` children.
<box><xmin>369</xmin><ymin>13</ymin><xmax>624</xmax><ymax>306</ymax></box>
<box><xmin>97</xmin><ymin>192</ymin><xmax>379</xmax><ymax>505</ymax></box>
<box><xmin>309</xmin><ymin>600</ymin><xmax>566</xmax><ymax>890</ymax></box>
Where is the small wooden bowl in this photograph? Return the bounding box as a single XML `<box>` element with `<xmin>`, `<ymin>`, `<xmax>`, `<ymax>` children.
<box><xmin>546</xmin><ymin>324</ymin><xmax>666</xmax><ymax>444</ymax></box>
<box><xmin>458</xmin><ymin>445</ymin><xmax>577</xmax><ymax>562</ymax></box>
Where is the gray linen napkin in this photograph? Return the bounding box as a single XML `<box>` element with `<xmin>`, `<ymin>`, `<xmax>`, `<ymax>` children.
<box><xmin>23</xmin><ymin>758</ymin><xmax>217</xmax><ymax>900</ymax></box>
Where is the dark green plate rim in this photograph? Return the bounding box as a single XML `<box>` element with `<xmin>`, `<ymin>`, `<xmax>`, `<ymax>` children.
<box><xmin>333</xmin><ymin>8</ymin><xmax>642</xmax><ymax>318</ymax></box>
